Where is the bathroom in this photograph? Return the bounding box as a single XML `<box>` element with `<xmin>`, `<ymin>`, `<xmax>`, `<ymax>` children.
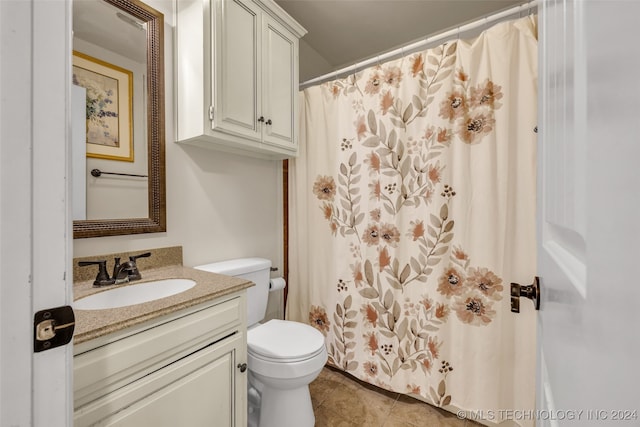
<box><xmin>1</xmin><ymin>0</ymin><xmax>639</xmax><ymax>426</ymax></box>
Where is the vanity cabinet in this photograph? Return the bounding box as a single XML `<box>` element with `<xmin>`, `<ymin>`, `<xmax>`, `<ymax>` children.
<box><xmin>175</xmin><ymin>0</ymin><xmax>306</xmax><ymax>159</ymax></box>
<box><xmin>73</xmin><ymin>292</ymin><xmax>247</xmax><ymax>426</ymax></box>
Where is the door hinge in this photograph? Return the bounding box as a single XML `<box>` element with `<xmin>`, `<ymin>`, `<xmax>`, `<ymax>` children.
<box><xmin>209</xmin><ymin>105</ymin><xmax>215</xmax><ymax>121</ymax></box>
<box><xmin>34</xmin><ymin>305</ymin><xmax>75</xmax><ymax>352</ymax></box>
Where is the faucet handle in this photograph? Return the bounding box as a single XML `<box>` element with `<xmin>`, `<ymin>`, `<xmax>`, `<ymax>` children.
<box><xmin>127</xmin><ymin>252</ymin><xmax>151</xmax><ymax>281</ymax></box>
<box><xmin>129</xmin><ymin>252</ymin><xmax>151</xmax><ymax>263</ymax></box>
<box><xmin>78</xmin><ymin>260</ymin><xmax>113</xmax><ymax>287</ymax></box>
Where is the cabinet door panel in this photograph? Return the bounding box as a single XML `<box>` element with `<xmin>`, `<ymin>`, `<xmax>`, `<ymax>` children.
<box><xmin>74</xmin><ymin>297</ymin><xmax>241</xmax><ymax>408</ymax></box>
<box><xmin>215</xmin><ymin>0</ymin><xmax>261</xmax><ymax>140</ymax></box>
<box><xmin>75</xmin><ymin>333</ymin><xmax>244</xmax><ymax>427</ymax></box>
<box><xmin>262</xmin><ymin>16</ymin><xmax>297</xmax><ymax>150</ymax></box>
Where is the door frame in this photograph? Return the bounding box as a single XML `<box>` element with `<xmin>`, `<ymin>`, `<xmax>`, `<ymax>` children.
<box><xmin>0</xmin><ymin>0</ymin><xmax>73</xmax><ymax>424</ymax></box>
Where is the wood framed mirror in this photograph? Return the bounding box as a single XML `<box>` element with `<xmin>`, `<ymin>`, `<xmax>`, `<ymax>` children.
<box><xmin>72</xmin><ymin>0</ymin><xmax>165</xmax><ymax>238</ymax></box>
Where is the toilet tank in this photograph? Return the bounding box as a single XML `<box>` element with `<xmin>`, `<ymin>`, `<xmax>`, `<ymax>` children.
<box><xmin>194</xmin><ymin>258</ymin><xmax>272</xmax><ymax>327</ymax></box>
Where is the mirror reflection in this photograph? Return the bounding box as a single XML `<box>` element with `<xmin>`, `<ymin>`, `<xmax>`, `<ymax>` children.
<box><xmin>72</xmin><ymin>0</ymin><xmax>149</xmax><ymax>220</ymax></box>
<box><xmin>72</xmin><ymin>0</ymin><xmax>165</xmax><ymax>239</ymax></box>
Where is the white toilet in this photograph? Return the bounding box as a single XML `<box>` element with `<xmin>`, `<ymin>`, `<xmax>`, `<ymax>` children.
<box><xmin>195</xmin><ymin>258</ymin><xmax>327</xmax><ymax>427</ymax></box>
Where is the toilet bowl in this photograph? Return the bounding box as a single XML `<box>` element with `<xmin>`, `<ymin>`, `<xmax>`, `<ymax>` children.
<box><xmin>194</xmin><ymin>258</ymin><xmax>327</xmax><ymax>427</ymax></box>
<box><xmin>247</xmin><ymin>319</ymin><xmax>327</xmax><ymax>427</ymax></box>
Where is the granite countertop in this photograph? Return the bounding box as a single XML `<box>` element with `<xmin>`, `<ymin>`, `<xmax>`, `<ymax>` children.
<box><xmin>73</xmin><ymin>265</ymin><xmax>253</xmax><ymax>344</ymax></box>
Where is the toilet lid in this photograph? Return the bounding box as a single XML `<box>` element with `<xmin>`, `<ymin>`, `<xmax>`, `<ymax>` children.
<box><xmin>248</xmin><ymin>319</ymin><xmax>325</xmax><ymax>360</ymax></box>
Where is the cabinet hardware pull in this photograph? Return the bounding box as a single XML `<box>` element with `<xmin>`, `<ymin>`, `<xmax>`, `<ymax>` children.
<box><xmin>257</xmin><ymin>116</ymin><xmax>265</xmax><ymax>123</ymax></box>
<box><xmin>237</xmin><ymin>363</ymin><xmax>248</xmax><ymax>372</ymax></box>
<box><xmin>265</xmin><ymin>119</ymin><xmax>272</xmax><ymax>125</ymax></box>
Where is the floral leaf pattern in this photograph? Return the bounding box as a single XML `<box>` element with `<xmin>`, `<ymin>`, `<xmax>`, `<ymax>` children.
<box><xmin>297</xmin><ymin>18</ymin><xmax>537</xmax><ymax>415</ymax></box>
<box><xmin>307</xmin><ymin>45</ymin><xmax>505</xmax><ymax>408</ymax></box>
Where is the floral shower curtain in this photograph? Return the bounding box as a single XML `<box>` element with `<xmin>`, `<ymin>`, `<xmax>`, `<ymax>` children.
<box><xmin>288</xmin><ymin>16</ymin><xmax>538</xmax><ymax>422</ymax></box>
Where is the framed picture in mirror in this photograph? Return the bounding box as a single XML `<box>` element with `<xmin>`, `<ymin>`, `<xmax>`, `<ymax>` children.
<box><xmin>72</xmin><ymin>50</ymin><xmax>134</xmax><ymax>162</ymax></box>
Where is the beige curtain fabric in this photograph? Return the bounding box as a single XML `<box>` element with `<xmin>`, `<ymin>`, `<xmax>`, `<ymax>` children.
<box><xmin>289</xmin><ymin>16</ymin><xmax>538</xmax><ymax>423</ymax></box>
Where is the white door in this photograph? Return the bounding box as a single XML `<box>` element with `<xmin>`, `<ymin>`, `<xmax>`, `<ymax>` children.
<box><xmin>537</xmin><ymin>1</ymin><xmax>640</xmax><ymax>425</ymax></box>
<box><xmin>0</xmin><ymin>0</ymin><xmax>73</xmax><ymax>425</ymax></box>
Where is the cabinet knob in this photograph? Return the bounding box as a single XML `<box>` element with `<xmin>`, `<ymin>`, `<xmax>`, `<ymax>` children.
<box><xmin>237</xmin><ymin>363</ymin><xmax>248</xmax><ymax>373</ymax></box>
<box><xmin>265</xmin><ymin>119</ymin><xmax>272</xmax><ymax>125</ymax></box>
<box><xmin>257</xmin><ymin>116</ymin><xmax>265</xmax><ymax>123</ymax></box>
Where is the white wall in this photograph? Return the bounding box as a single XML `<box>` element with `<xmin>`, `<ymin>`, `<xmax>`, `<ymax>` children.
<box><xmin>73</xmin><ymin>0</ymin><xmax>285</xmax><ymax>321</ymax></box>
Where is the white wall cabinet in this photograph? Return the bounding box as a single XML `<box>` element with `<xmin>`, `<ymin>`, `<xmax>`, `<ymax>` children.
<box><xmin>73</xmin><ymin>292</ymin><xmax>247</xmax><ymax>426</ymax></box>
<box><xmin>176</xmin><ymin>0</ymin><xmax>306</xmax><ymax>159</ymax></box>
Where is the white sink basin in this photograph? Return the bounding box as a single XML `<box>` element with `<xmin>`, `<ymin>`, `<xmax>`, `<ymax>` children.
<box><xmin>74</xmin><ymin>278</ymin><xmax>197</xmax><ymax>310</ymax></box>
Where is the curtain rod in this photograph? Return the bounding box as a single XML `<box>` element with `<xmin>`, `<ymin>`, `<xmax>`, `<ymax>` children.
<box><xmin>299</xmin><ymin>0</ymin><xmax>537</xmax><ymax>90</ymax></box>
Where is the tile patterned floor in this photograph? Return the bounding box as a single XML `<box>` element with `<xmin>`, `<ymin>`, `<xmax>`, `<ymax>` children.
<box><xmin>310</xmin><ymin>366</ymin><xmax>482</xmax><ymax>427</ymax></box>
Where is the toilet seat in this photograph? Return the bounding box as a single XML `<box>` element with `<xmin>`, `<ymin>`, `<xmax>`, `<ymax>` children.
<box><xmin>247</xmin><ymin>319</ymin><xmax>328</xmax><ymax>380</ymax></box>
<box><xmin>248</xmin><ymin>319</ymin><xmax>325</xmax><ymax>362</ymax></box>
<box><xmin>249</xmin><ymin>344</ymin><xmax>325</xmax><ymax>364</ymax></box>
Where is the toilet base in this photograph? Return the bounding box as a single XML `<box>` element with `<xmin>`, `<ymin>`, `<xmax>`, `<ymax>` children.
<box><xmin>246</xmin><ymin>332</ymin><xmax>327</xmax><ymax>427</ymax></box>
<box><xmin>258</xmin><ymin>384</ymin><xmax>315</xmax><ymax>427</ymax></box>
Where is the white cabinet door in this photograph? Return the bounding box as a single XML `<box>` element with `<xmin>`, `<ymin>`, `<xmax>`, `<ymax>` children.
<box><xmin>75</xmin><ymin>332</ymin><xmax>246</xmax><ymax>427</ymax></box>
<box><xmin>261</xmin><ymin>15</ymin><xmax>297</xmax><ymax>150</ymax></box>
<box><xmin>176</xmin><ymin>0</ymin><xmax>305</xmax><ymax>158</ymax></box>
<box><xmin>214</xmin><ymin>0</ymin><xmax>262</xmax><ymax>141</ymax></box>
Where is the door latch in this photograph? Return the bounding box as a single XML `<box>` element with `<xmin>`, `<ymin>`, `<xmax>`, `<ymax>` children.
<box><xmin>34</xmin><ymin>305</ymin><xmax>75</xmax><ymax>352</ymax></box>
<box><xmin>510</xmin><ymin>277</ymin><xmax>541</xmax><ymax>313</ymax></box>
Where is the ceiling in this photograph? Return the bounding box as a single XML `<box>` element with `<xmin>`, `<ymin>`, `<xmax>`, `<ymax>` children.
<box><xmin>275</xmin><ymin>0</ymin><xmax>530</xmax><ymax>82</ymax></box>
<box><xmin>73</xmin><ymin>0</ymin><xmax>147</xmax><ymax>63</ymax></box>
